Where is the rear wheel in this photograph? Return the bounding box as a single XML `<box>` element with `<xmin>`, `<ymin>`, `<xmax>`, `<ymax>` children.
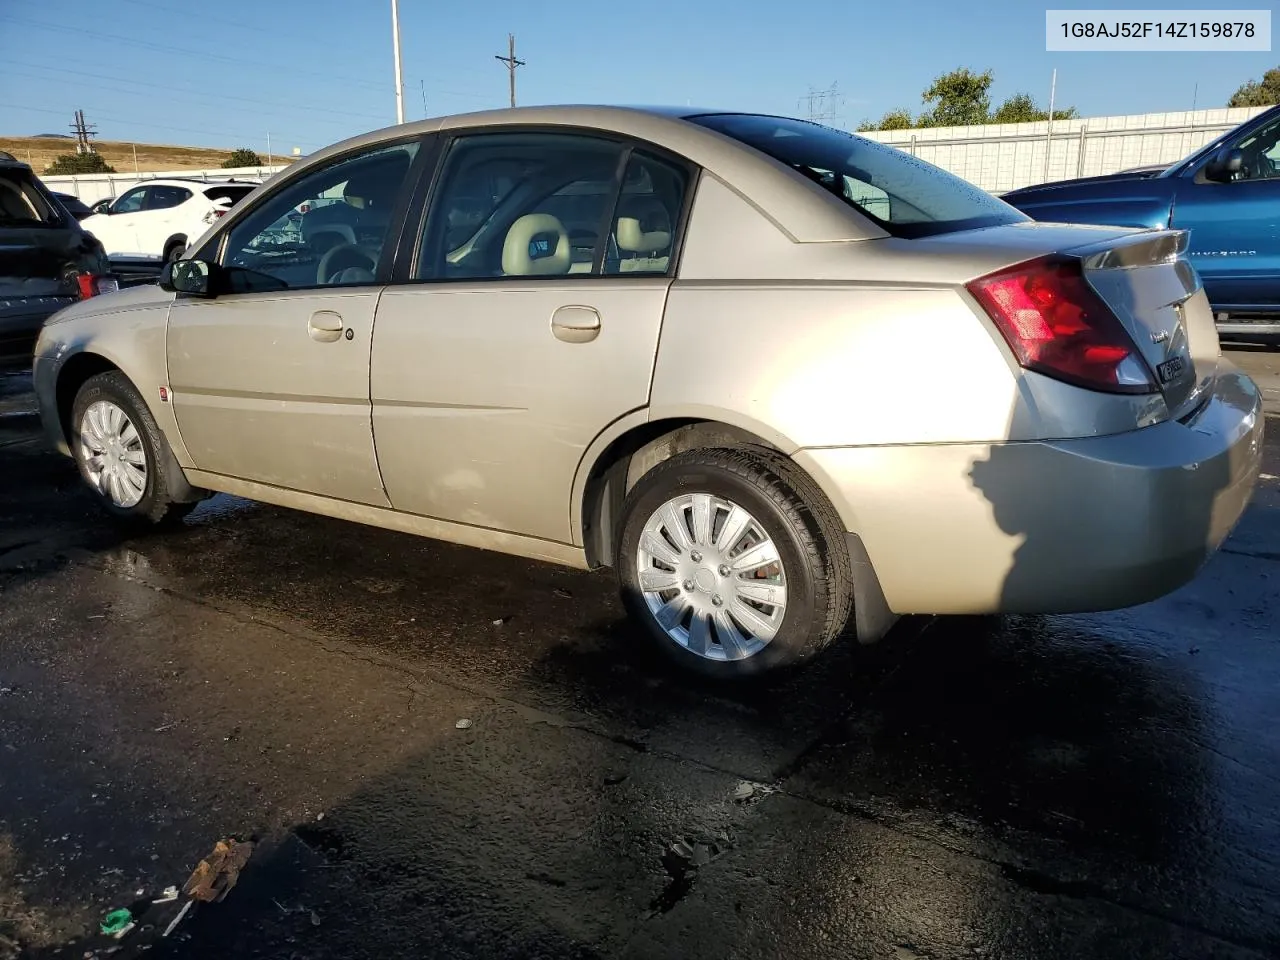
<box><xmin>164</xmin><ymin>237</ymin><xmax>187</xmax><ymax>262</ymax></box>
<box><xmin>70</xmin><ymin>372</ymin><xmax>196</xmax><ymax>526</ymax></box>
<box><xmin>616</xmin><ymin>448</ymin><xmax>853</xmax><ymax>679</ymax></box>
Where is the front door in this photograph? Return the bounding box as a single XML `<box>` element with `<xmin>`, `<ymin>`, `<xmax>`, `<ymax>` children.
<box><xmin>371</xmin><ymin>134</ymin><xmax>692</xmax><ymax>544</ymax></box>
<box><xmin>166</xmin><ymin>138</ymin><xmax>422</xmax><ymax>504</ymax></box>
<box><xmin>1173</xmin><ymin>111</ymin><xmax>1280</xmax><ymax>311</ymax></box>
<box><xmin>88</xmin><ymin>184</ymin><xmax>147</xmax><ymax>257</ymax></box>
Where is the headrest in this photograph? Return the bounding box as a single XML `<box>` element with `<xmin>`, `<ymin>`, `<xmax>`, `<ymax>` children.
<box><xmin>502</xmin><ymin>213</ymin><xmax>571</xmax><ymax>276</ymax></box>
<box><xmin>615</xmin><ymin>197</ymin><xmax>672</xmax><ymax>253</ymax></box>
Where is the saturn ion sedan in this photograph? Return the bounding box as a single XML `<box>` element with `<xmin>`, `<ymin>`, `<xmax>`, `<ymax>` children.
<box><xmin>32</xmin><ymin>106</ymin><xmax>1263</xmax><ymax>678</ymax></box>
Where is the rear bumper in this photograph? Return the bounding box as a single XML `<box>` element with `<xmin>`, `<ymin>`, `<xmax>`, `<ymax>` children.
<box><xmin>795</xmin><ymin>364</ymin><xmax>1263</xmax><ymax>615</ymax></box>
<box><xmin>0</xmin><ymin>296</ymin><xmax>76</xmax><ymax>364</ymax></box>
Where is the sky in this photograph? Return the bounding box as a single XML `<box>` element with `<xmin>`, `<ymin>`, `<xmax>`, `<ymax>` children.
<box><xmin>0</xmin><ymin>0</ymin><xmax>1274</xmax><ymax>154</ymax></box>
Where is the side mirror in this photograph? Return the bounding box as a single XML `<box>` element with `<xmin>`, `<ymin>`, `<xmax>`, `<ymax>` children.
<box><xmin>1204</xmin><ymin>147</ymin><xmax>1245</xmax><ymax>183</ymax></box>
<box><xmin>160</xmin><ymin>258</ymin><xmax>215</xmax><ymax>298</ymax></box>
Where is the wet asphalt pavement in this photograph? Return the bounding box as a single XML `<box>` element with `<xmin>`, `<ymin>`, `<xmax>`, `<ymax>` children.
<box><xmin>0</xmin><ymin>349</ymin><xmax>1278</xmax><ymax>959</ymax></box>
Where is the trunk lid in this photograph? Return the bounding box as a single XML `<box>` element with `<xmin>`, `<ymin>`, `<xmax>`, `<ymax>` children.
<box><xmin>1064</xmin><ymin>229</ymin><xmax>1211</xmax><ymax>418</ymax></box>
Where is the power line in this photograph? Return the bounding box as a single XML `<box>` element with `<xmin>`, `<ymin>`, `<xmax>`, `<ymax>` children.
<box><xmin>2</xmin><ymin>15</ymin><xmax>496</xmax><ymax>103</ymax></box>
<box><xmin>4</xmin><ymin>64</ymin><xmax>392</xmax><ymax>127</ymax></box>
<box><xmin>494</xmin><ymin>34</ymin><xmax>525</xmax><ymax>109</ymax></box>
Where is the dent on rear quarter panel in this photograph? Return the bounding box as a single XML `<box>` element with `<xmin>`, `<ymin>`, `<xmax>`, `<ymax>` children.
<box><xmin>45</xmin><ymin>296</ymin><xmax>192</xmax><ymax>466</ymax></box>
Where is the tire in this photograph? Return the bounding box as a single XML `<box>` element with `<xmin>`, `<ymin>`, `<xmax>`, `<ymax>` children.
<box><xmin>70</xmin><ymin>371</ymin><xmax>197</xmax><ymax>526</ymax></box>
<box><xmin>164</xmin><ymin>238</ymin><xmax>187</xmax><ymax>262</ymax></box>
<box><xmin>616</xmin><ymin>447</ymin><xmax>853</xmax><ymax>680</ymax></box>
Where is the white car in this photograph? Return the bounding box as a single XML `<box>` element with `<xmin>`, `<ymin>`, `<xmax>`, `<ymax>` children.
<box><xmin>80</xmin><ymin>179</ymin><xmax>258</xmax><ymax>263</ymax></box>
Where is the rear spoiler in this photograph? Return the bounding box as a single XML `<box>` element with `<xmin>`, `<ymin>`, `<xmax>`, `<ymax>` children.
<box><xmin>1065</xmin><ymin>228</ymin><xmax>1190</xmax><ymax>271</ymax></box>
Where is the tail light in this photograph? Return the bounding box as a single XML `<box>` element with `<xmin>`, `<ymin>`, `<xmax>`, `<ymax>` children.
<box><xmin>967</xmin><ymin>256</ymin><xmax>1155</xmax><ymax>395</ymax></box>
<box><xmin>202</xmin><ymin>208</ymin><xmax>228</xmax><ymax>224</ymax></box>
<box><xmin>75</xmin><ymin>273</ymin><xmax>118</xmax><ymax>299</ymax></box>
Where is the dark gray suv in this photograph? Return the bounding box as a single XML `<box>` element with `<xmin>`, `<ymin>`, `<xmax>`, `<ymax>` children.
<box><xmin>0</xmin><ymin>152</ymin><xmax>111</xmax><ymax>366</ymax></box>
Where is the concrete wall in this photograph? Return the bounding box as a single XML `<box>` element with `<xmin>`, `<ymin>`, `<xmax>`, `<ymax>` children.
<box><xmin>42</xmin><ymin>165</ymin><xmax>289</xmax><ymax>203</ymax></box>
<box><xmin>860</xmin><ymin>106</ymin><xmax>1270</xmax><ymax>193</ymax></box>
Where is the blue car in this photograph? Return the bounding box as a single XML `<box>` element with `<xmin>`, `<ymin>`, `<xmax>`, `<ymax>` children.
<box><xmin>1003</xmin><ymin>104</ymin><xmax>1280</xmax><ymax>345</ymax></box>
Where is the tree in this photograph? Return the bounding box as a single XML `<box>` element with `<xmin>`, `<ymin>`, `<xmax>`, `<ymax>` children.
<box><xmin>991</xmin><ymin>92</ymin><xmax>1080</xmax><ymax>123</ymax></box>
<box><xmin>1228</xmin><ymin>66</ymin><xmax>1280</xmax><ymax>107</ymax></box>
<box><xmin>919</xmin><ymin>67</ymin><xmax>993</xmax><ymax>127</ymax></box>
<box><xmin>222</xmin><ymin>147</ymin><xmax>263</xmax><ymax>168</ymax></box>
<box><xmin>856</xmin><ymin>108</ymin><xmax>915</xmax><ymax>132</ymax></box>
<box><xmin>45</xmin><ymin>152</ymin><xmax>116</xmax><ymax>175</ymax></box>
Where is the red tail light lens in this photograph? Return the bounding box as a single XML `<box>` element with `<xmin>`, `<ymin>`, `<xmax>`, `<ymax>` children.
<box><xmin>967</xmin><ymin>256</ymin><xmax>1155</xmax><ymax>394</ymax></box>
<box><xmin>75</xmin><ymin>273</ymin><xmax>118</xmax><ymax>299</ymax></box>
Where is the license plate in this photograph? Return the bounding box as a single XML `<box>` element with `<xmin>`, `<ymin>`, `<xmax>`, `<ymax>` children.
<box><xmin>96</xmin><ymin>278</ymin><xmax>119</xmax><ymax>295</ymax></box>
<box><xmin>1157</xmin><ymin>355</ymin><xmax>1186</xmax><ymax>384</ymax></box>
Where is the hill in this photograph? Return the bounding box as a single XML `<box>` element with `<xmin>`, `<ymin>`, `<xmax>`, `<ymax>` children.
<box><xmin>0</xmin><ymin>137</ymin><xmax>292</xmax><ymax>174</ymax></box>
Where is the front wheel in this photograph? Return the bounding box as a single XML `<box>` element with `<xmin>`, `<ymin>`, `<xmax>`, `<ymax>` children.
<box><xmin>616</xmin><ymin>448</ymin><xmax>853</xmax><ymax>679</ymax></box>
<box><xmin>70</xmin><ymin>371</ymin><xmax>197</xmax><ymax>526</ymax></box>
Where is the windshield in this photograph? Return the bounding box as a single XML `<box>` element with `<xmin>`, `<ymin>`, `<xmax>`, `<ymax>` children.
<box><xmin>689</xmin><ymin>113</ymin><xmax>1027</xmax><ymax>238</ymax></box>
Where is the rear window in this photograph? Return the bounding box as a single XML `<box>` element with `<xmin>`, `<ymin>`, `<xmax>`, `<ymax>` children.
<box><xmin>204</xmin><ymin>185</ymin><xmax>255</xmax><ymax>204</ymax></box>
<box><xmin>689</xmin><ymin>113</ymin><xmax>1026</xmax><ymax>238</ymax></box>
<box><xmin>0</xmin><ymin>169</ymin><xmax>61</xmax><ymax>226</ymax></box>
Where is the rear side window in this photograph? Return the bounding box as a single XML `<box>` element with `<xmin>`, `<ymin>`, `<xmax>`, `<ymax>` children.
<box><xmin>689</xmin><ymin>113</ymin><xmax>1026</xmax><ymax>238</ymax></box>
<box><xmin>147</xmin><ymin>185</ymin><xmax>193</xmax><ymax>210</ymax></box>
<box><xmin>0</xmin><ymin>170</ymin><xmax>61</xmax><ymax>225</ymax></box>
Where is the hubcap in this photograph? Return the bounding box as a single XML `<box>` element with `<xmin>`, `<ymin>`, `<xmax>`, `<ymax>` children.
<box><xmin>635</xmin><ymin>493</ymin><xmax>787</xmax><ymax>661</ymax></box>
<box><xmin>78</xmin><ymin>400</ymin><xmax>147</xmax><ymax>508</ymax></box>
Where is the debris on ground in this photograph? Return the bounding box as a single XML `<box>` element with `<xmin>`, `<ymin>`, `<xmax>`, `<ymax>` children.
<box><xmin>99</xmin><ymin>908</ymin><xmax>134</xmax><ymax>938</ymax></box>
<box><xmin>151</xmin><ymin>886</ymin><xmax>179</xmax><ymax>904</ymax></box>
<box><xmin>552</xmin><ymin>587</ymin><xmax>573</xmax><ymax>599</ymax></box>
<box><xmin>162</xmin><ymin>898</ymin><xmax>193</xmax><ymax>937</ymax></box>
<box><xmin>491</xmin><ymin>616</ymin><xmax>510</xmax><ymax>626</ymax></box>
<box><xmin>182</xmin><ymin>838</ymin><xmax>255</xmax><ymax>903</ymax></box>
<box><xmin>455</xmin><ymin>718</ymin><xmax>474</xmax><ymax>730</ymax></box>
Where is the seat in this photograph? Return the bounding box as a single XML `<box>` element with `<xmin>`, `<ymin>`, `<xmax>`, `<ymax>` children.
<box><xmin>614</xmin><ymin>196</ymin><xmax>672</xmax><ymax>273</ymax></box>
<box><xmin>501</xmin><ymin>213</ymin><xmax>572</xmax><ymax>276</ymax></box>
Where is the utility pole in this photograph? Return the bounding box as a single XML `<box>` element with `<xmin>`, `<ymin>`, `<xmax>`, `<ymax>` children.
<box><xmin>266</xmin><ymin>132</ymin><xmax>273</xmax><ymax>166</ymax></box>
<box><xmin>798</xmin><ymin>83</ymin><xmax>842</xmax><ymax>126</ymax></box>
<box><xmin>391</xmin><ymin>0</ymin><xmax>405</xmax><ymax>123</ymax></box>
<box><xmin>1042</xmin><ymin>68</ymin><xmax>1057</xmax><ymax>183</ymax></box>
<box><xmin>495</xmin><ymin>34</ymin><xmax>525</xmax><ymax>108</ymax></box>
<box><xmin>69</xmin><ymin>109</ymin><xmax>97</xmax><ymax>154</ymax></box>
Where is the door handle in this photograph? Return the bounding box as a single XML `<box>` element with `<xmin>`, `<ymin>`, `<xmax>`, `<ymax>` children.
<box><xmin>550</xmin><ymin>305</ymin><xmax>601</xmax><ymax>344</ymax></box>
<box><xmin>308</xmin><ymin>310</ymin><xmax>345</xmax><ymax>343</ymax></box>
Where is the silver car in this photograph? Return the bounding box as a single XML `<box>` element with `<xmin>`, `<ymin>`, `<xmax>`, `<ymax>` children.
<box><xmin>32</xmin><ymin>106</ymin><xmax>1264</xmax><ymax>679</ymax></box>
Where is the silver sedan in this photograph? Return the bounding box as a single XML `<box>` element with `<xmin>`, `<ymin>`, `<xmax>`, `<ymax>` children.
<box><xmin>32</xmin><ymin>106</ymin><xmax>1264</xmax><ymax>679</ymax></box>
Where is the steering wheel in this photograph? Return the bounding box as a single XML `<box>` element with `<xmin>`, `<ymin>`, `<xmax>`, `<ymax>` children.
<box><xmin>316</xmin><ymin>243</ymin><xmax>378</xmax><ymax>285</ymax></box>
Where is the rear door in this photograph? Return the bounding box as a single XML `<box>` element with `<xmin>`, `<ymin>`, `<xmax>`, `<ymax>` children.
<box><xmin>1170</xmin><ymin>110</ymin><xmax>1280</xmax><ymax>312</ymax></box>
<box><xmin>370</xmin><ymin>133</ymin><xmax>691</xmax><ymax>543</ymax></box>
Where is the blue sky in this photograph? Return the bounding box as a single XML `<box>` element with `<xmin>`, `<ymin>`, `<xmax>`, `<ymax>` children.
<box><xmin>0</xmin><ymin>0</ymin><xmax>1274</xmax><ymax>153</ymax></box>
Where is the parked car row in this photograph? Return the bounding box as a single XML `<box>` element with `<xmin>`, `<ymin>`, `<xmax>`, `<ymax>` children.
<box><xmin>28</xmin><ymin>105</ymin><xmax>1263</xmax><ymax>679</ymax></box>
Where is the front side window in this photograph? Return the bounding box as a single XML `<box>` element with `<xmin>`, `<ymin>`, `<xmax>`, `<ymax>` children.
<box><xmin>217</xmin><ymin>140</ymin><xmax>420</xmax><ymax>291</ymax></box>
<box><xmin>1232</xmin><ymin>114</ymin><xmax>1280</xmax><ymax>181</ymax></box>
<box><xmin>417</xmin><ymin>133</ymin><xmax>626</xmax><ymax>281</ymax></box>
<box><xmin>112</xmin><ymin>187</ymin><xmax>147</xmax><ymax>214</ymax></box>
<box><xmin>689</xmin><ymin>113</ymin><xmax>1026</xmax><ymax>238</ymax></box>
<box><xmin>147</xmin><ymin>185</ymin><xmax>192</xmax><ymax>210</ymax></box>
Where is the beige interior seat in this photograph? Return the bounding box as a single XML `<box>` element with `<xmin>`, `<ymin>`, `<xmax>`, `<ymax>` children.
<box><xmin>502</xmin><ymin>213</ymin><xmax>572</xmax><ymax>276</ymax></box>
<box><xmin>615</xmin><ymin>197</ymin><xmax>672</xmax><ymax>273</ymax></box>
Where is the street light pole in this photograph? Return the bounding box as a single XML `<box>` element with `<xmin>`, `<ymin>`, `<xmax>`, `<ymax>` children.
<box><xmin>391</xmin><ymin>0</ymin><xmax>405</xmax><ymax>124</ymax></box>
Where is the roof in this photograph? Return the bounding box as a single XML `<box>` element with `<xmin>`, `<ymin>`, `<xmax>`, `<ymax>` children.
<box><xmin>275</xmin><ymin>104</ymin><xmax>886</xmax><ymax>243</ymax></box>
